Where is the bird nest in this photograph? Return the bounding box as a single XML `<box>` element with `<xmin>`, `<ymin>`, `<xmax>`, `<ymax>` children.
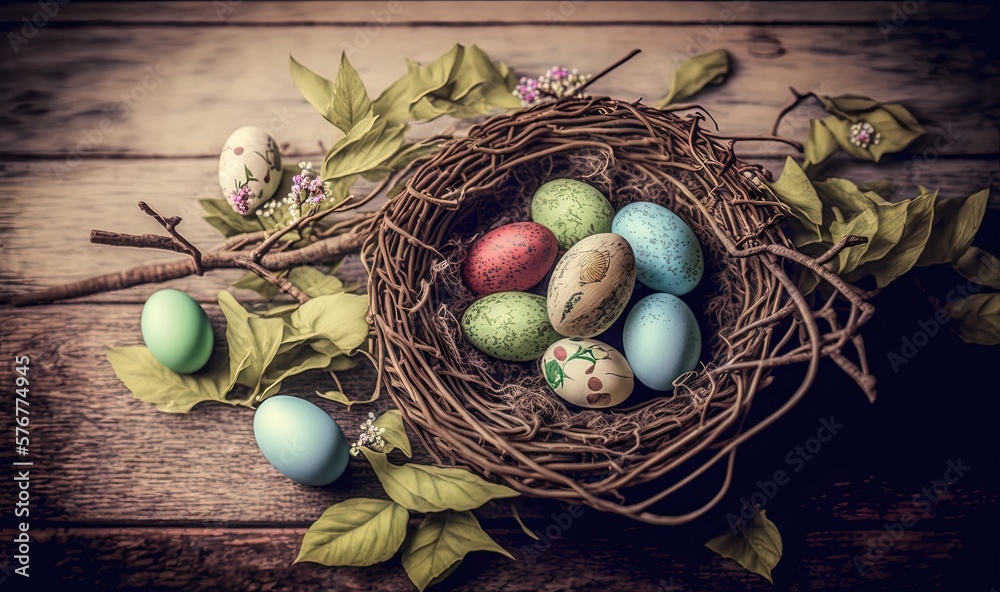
<box><xmin>363</xmin><ymin>97</ymin><xmax>875</xmax><ymax>525</ymax></box>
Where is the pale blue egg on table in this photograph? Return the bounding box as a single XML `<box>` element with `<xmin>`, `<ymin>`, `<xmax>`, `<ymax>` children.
<box><xmin>611</xmin><ymin>201</ymin><xmax>704</xmax><ymax>295</ymax></box>
<box><xmin>140</xmin><ymin>289</ymin><xmax>215</xmax><ymax>374</ymax></box>
<box><xmin>253</xmin><ymin>396</ymin><xmax>350</xmax><ymax>486</ymax></box>
<box><xmin>622</xmin><ymin>293</ymin><xmax>702</xmax><ymax>391</ymax></box>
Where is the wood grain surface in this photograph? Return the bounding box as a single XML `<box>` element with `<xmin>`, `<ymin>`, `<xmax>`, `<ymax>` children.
<box><xmin>0</xmin><ymin>1</ymin><xmax>997</xmax><ymax>591</ymax></box>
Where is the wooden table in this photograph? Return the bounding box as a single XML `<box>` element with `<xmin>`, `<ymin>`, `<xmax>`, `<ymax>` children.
<box><xmin>1</xmin><ymin>2</ymin><xmax>998</xmax><ymax>590</ymax></box>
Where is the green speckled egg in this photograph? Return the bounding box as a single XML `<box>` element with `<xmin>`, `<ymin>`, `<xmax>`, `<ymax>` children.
<box><xmin>531</xmin><ymin>179</ymin><xmax>615</xmax><ymax>249</ymax></box>
<box><xmin>140</xmin><ymin>289</ymin><xmax>214</xmax><ymax>374</ymax></box>
<box><xmin>461</xmin><ymin>292</ymin><xmax>561</xmax><ymax>361</ymax></box>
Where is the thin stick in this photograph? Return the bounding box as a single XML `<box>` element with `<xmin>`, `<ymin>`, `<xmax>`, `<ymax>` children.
<box><xmin>235</xmin><ymin>257</ymin><xmax>310</xmax><ymax>304</ymax></box>
<box><xmin>5</xmin><ymin>230</ymin><xmax>365</xmax><ymax>306</ymax></box>
<box><xmin>770</xmin><ymin>87</ymin><xmax>819</xmax><ymax>136</ymax></box>
<box><xmin>570</xmin><ymin>48</ymin><xmax>642</xmax><ymax>97</ymax></box>
<box><xmin>138</xmin><ymin>201</ymin><xmax>203</xmax><ymax>274</ymax></box>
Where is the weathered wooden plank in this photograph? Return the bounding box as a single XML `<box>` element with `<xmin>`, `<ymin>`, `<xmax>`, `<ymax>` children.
<box><xmin>1</xmin><ymin>23</ymin><xmax>996</xmax><ymax>157</ymax></box>
<box><xmin>0</xmin><ymin>304</ymin><xmax>996</xmax><ymax>526</ymax></box>
<box><xmin>0</xmin><ymin>1</ymin><xmax>992</xmax><ymax>26</ymax></box>
<box><xmin>2</xmin><ymin>156</ymin><xmax>996</xmax><ymax>303</ymax></box>
<box><xmin>0</xmin><ymin>302</ymin><xmax>522</xmax><ymax>523</ymax></box>
<box><xmin>5</xmin><ymin>526</ymin><xmax>983</xmax><ymax>590</ymax></box>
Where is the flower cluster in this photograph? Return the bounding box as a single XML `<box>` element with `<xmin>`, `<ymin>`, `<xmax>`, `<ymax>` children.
<box><xmin>227</xmin><ymin>184</ymin><xmax>255</xmax><ymax>215</ymax></box>
<box><xmin>256</xmin><ymin>161</ymin><xmax>331</xmax><ymax>220</ymax></box>
<box><xmin>513</xmin><ymin>65</ymin><xmax>591</xmax><ymax>107</ymax></box>
<box><xmin>849</xmin><ymin>121</ymin><xmax>882</xmax><ymax>150</ymax></box>
<box><xmin>349</xmin><ymin>412</ymin><xmax>386</xmax><ymax>457</ymax></box>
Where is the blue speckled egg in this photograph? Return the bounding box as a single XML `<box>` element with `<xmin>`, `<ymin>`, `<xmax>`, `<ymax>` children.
<box><xmin>253</xmin><ymin>396</ymin><xmax>349</xmax><ymax>486</ymax></box>
<box><xmin>622</xmin><ymin>293</ymin><xmax>701</xmax><ymax>391</ymax></box>
<box><xmin>612</xmin><ymin>202</ymin><xmax>704</xmax><ymax>295</ymax></box>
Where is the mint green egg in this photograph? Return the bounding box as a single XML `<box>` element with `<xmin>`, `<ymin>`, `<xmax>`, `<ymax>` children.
<box><xmin>461</xmin><ymin>292</ymin><xmax>561</xmax><ymax>361</ymax></box>
<box><xmin>531</xmin><ymin>179</ymin><xmax>615</xmax><ymax>249</ymax></box>
<box><xmin>140</xmin><ymin>289</ymin><xmax>214</xmax><ymax>374</ymax></box>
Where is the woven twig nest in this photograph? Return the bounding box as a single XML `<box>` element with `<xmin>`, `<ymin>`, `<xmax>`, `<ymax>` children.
<box><xmin>364</xmin><ymin>97</ymin><xmax>875</xmax><ymax>525</ymax></box>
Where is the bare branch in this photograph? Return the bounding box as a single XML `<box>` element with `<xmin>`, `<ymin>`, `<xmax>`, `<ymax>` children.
<box><xmin>138</xmin><ymin>201</ymin><xmax>203</xmax><ymax>274</ymax></box>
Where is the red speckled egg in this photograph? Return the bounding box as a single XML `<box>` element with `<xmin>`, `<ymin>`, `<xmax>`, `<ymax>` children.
<box><xmin>462</xmin><ymin>222</ymin><xmax>559</xmax><ymax>295</ymax></box>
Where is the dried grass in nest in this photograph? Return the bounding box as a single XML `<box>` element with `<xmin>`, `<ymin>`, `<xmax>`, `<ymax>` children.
<box><xmin>363</xmin><ymin>97</ymin><xmax>876</xmax><ymax>525</ymax></box>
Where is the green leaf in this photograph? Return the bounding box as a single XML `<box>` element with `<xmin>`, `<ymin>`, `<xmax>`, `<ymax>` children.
<box><xmin>330</xmin><ymin>52</ymin><xmax>373</xmax><ymax>134</ymax></box>
<box><xmin>295</xmin><ymin>498</ymin><xmax>409</xmax><ymax>567</ymax></box>
<box><xmin>289</xmin><ymin>55</ymin><xmax>336</xmax><ymax>125</ymax></box>
<box><xmin>855</xmin><ymin>188</ymin><xmax>936</xmax><ymax>287</ymax></box>
<box><xmin>360</xmin><ymin>447</ymin><xmax>519</xmax><ymax>513</ymax></box>
<box><xmin>511</xmin><ymin>503</ymin><xmax>539</xmax><ymax>540</ymax></box>
<box><xmin>373</xmin><ymin>45</ymin><xmax>466</xmax><ymax>126</ymax></box>
<box><xmin>656</xmin><ymin>49</ymin><xmax>729</xmax><ymax>108</ymax></box>
<box><xmin>953</xmin><ymin>247</ymin><xmax>1000</xmax><ymax>290</ymax></box>
<box><xmin>401</xmin><ymin>511</ymin><xmax>514</xmax><ymax>592</ymax></box>
<box><xmin>259</xmin><ymin>347</ymin><xmax>333</xmax><ymax>400</ymax></box>
<box><xmin>706</xmin><ymin>509</ymin><xmax>783</xmax><ymax>584</ymax></box>
<box><xmin>766</xmin><ymin>157</ymin><xmax>824</xmax><ymax>245</ymax></box>
<box><xmin>288</xmin><ymin>293</ymin><xmax>370</xmax><ymax>355</ymax></box>
<box><xmin>811</xmin><ymin>96</ymin><xmax>925</xmax><ymax>164</ymax></box>
<box><xmin>916</xmin><ymin>189</ymin><xmax>990</xmax><ymax>266</ymax></box>
<box><xmin>287</xmin><ymin>266</ymin><xmax>346</xmax><ymax>297</ymax></box>
<box><xmin>946</xmin><ymin>293</ymin><xmax>1000</xmax><ymax>345</ymax></box>
<box><xmin>803</xmin><ymin>118</ymin><xmax>840</xmax><ymax>168</ymax></box>
<box><xmin>200</xmin><ymin>198</ymin><xmax>265</xmax><ymax>237</ymax></box>
<box><xmin>232</xmin><ymin>269</ymin><xmax>289</xmax><ymax>299</ymax></box>
<box><xmin>322</xmin><ymin>115</ymin><xmax>407</xmax><ymax>181</ymax></box>
<box><xmin>316</xmin><ymin>389</ymin><xmax>372</xmax><ymax>410</ymax></box>
<box><xmin>106</xmin><ymin>347</ymin><xmax>238</xmax><ymax>413</ymax></box>
<box><xmin>218</xmin><ymin>291</ymin><xmax>285</xmax><ymax>394</ymax></box>
<box><xmin>373</xmin><ymin>409</ymin><xmax>412</xmax><ymax>458</ymax></box>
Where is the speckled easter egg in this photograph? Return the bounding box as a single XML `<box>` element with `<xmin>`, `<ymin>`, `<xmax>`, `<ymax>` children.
<box><xmin>547</xmin><ymin>233</ymin><xmax>636</xmax><ymax>338</ymax></box>
<box><xmin>461</xmin><ymin>292</ymin><xmax>561</xmax><ymax>361</ymax></box>
<box><xmin>218</xmin><ymin>126</ymin><xmax>283</xmax><ymax>215</ymax></box>
<box><xmin>462</xmin><ymin>222</ymin><xmax>559</xmax><ymax>295</ymax></box>
<box><xmin>140</xmin><ymin>289</ymin><xmax>214</xmax><ymax>374</ymax></box>
<box><xmin>612</xmin><ymin>202</ymin><xmax>704</xmax><ymax>295</ymax></box>
<box><xmin>253</xmin><ymin>396</ymin><xmax>350</xmax><ymax>486</ymax></box>
<box><xmin>622</xmin><ymin>293</ymin><xmax>702</xmax><ymax>391</ymax></box>
<box><xmin>541</xmin><ymin>337</ymin><xmax>634</xmax><ymax>408</ymax></box>
<box><xmin>531</xmin><ymin>179</ymin><xmax>615</xmax><ymax>249</ymax></box>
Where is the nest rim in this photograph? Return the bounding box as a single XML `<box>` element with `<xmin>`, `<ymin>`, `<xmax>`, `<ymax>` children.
<box><xmin>364</xmin><ymin>96</ymin><xmax>874</xmax><ymax>525</ymax></box>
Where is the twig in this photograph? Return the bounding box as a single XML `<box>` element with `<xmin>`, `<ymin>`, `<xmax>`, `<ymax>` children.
<box><xmin>138</xmin><ymin>201</ymin><xmax>203</xmax><ymax>274</ymax></box>
<box><xmin>235</xmin><ymin>257</ymin><xmax>310</xmax><ymax>304</ymax></box>
<box><xmin>570</xmin><ymin>48</ymin><xmax>642</xmax><ymax>97</ymax></box>
<box><xmin>90</xmin><ymin>230</ymin><xmax>192</xmax><ymax>254</ymax></box>
<box><xmin>770</xmin><ymin>87</ymin><xmax>819</xmax><ymax>137</ymax></box>
<box><xmin>5</xmin><ymin>230</ymin><xmax>365</xmax><ymax>306</ymax></box>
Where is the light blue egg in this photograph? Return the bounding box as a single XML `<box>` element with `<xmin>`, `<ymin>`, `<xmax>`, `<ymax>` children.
<box><xmin>611</xmin><ymin>202</ymin><xmax>704</xmax><ymax>295</ymax></box>
<box><xmin>622</xmin><ymin>293</ymin><xmax>701</xmax><ymax>391</ymax></box>
<box><xmin>253</xmin><ymin>396</ymin><xmax>349</xmax><ymax>486</ymax></box>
